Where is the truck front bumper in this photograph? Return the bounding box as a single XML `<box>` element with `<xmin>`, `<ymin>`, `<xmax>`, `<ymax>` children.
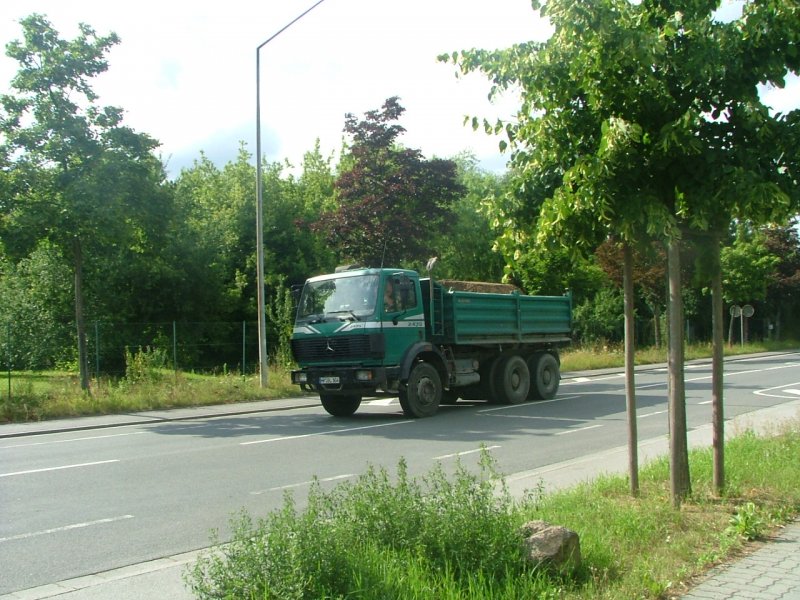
<box><xmin>292</xmin><ymin>366</ymin><xmax>400</xmax><ymax>395</ymax></box>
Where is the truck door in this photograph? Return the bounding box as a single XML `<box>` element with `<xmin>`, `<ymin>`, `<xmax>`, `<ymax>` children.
<box><xmin>381</xmin><ymin>274</ymin><xmax>425</xmax><ymax>365</ymax></box>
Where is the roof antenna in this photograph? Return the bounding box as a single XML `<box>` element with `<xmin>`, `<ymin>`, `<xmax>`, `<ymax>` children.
<box><xmin>380</xmin><ymin>235</ymin><xmax>389</xmax><ymax>269</ymax></box>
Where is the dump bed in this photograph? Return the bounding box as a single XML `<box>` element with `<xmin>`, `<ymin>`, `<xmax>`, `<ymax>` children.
<box><xmin>424</xmin><ymin>280</ymin><xmax>571</xmax><ymax>346</ymax></box>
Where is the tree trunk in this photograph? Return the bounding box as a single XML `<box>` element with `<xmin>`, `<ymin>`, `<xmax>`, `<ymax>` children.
<box><xmin>623</xmin><ymin>243</ymin><xmax>639</xmax><ymax>496</ymax></box>
<box><xmin>653</xmin><ymin>303</ymin><xmax>662</xmax><ymax>348</ymax></box>
<box><xmin>667</xmin><ymin>238</ymin><xmax>690</xmax><ymax>507</ymax></box>
<box><xmin>711</xmin><ymin>234</ymin><xmax>725</xmax><ymax>495</ymax></box>
<box><xmin>72</xmin><ymin>238</ymin><xmax>90</xmax><ymax>392</ymax></box>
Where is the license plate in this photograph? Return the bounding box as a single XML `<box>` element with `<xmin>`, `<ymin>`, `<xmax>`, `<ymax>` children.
<box><xmin>319</xmin><ymin>376</ymin><xmax>340</xmax><ymax>384</ymax></box>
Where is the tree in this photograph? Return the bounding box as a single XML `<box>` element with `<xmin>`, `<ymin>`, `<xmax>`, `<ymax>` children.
<box><xmin>315</xmin><ymin>97</ymin><xmax>464</xmax><ymax>267</ymax></box>
<box><xmin>446</xmin><ymin>0</ymin><xmax>800</xmax><ymax>504</ymax></box>
<box><xmin>0</xmin><ymin>14</ymin><xmax>165</xmax><ymax>390</ymax></box>
<box><xmin>435</xmin><ymin>153</ymin><xmax>506</xmax><ymax>281</ymax></box>
<box><xmin>763</xmin><ymin>222</ymin><xmax>800</xmax><ymax>339</ymax></box>
<box><xmin>596</xmin><ymin>239</ymin><xmax>668</xmax><ymax>347</ymax></box>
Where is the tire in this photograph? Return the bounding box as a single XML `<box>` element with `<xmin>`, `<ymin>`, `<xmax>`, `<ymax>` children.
<box><xmin>484</xmin><ymin>355</ymin><xmax>506</xmax><ymax>404</ymax></box>
<box><xmin>320</xmin><ymin>394</ymin><xmax>361</xmax><ymax>417</ymax></box>
<box><xmin>399</xmin><ymin>362</ymin><xmax>442</xmax><ymax>418</ymax></box>
<box><xmin>528</xmin><ymin>352</ymin><xmax>560</xmax><ymax>400</ymax></box>
<box><xmin>494</xmin><ymin>354</ymin><xmax>530</xmax><ymax>404</ymax></box>
<box><xmin>440</xmin><ymin>389</ymin><xmax>460</xmax><ymax>405</ymax></box>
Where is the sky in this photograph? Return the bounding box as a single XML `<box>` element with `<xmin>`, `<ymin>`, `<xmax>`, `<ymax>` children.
<box><xmin>1</xmin><ymin>0</ymin><xmax>798</xmax><ymax>178</ymax></box>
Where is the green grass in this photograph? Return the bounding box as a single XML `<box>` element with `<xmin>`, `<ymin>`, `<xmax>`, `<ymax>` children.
<box><xmin>560</xmin><ymin>339</ymin><xmax>798</xmax><ymax>372</ymax></box>
<box><xmin>186</xmin><ymin>427</ymin><xmax>800</xmax><ymax>599</ymax></box>
<box><xmin>0</xmin><ymin>365</ymin><xmax>303</xmax><ymax>423</ymax></box>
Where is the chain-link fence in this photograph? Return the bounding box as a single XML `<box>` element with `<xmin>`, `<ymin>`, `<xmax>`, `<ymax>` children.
<box><xmin>1</xmin><ymin>319</ymin><xmax>279</xmax><ymax>386</ymax></box>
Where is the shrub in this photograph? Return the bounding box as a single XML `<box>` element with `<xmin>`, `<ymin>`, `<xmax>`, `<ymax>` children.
<box><xmin>186</xmin><ymin>451</ymin><xmax>538</xmax><ymax>599</ymax></box>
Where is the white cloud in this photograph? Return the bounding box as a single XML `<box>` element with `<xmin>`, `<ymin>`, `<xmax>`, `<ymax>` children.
<box><xmin>1</xmin><ymin>0</ymin><xmax>797</xmax><ymax>178</ymax></box>
<box><xmin>0</xmin><ymin>0</ymin><xmax>547</xmax><ymax>175</ymax></box>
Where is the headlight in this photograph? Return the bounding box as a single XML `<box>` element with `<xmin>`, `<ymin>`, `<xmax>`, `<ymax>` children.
<box><xmin>355</xmin><ymin>370</ymin><xmax>373</xmax><ymax>382</ymax></box>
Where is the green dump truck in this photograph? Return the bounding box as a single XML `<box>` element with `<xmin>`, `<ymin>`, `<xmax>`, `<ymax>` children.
<box><xmin>290</xmin><ymin>266</ymin><xmax>572</xmax><ymax>418</ymax></box>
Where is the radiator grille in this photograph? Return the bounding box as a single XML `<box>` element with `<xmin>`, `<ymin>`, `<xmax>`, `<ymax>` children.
<box><xmin>292</xmin><ymin>334</ymin><xmax>384</xmax><ymax>362</ymax></box>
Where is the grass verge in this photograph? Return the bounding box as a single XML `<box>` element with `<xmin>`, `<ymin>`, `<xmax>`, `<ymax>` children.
<box><xmin>186</xmin><ymin>426</ymin><xmax>800</xmax><ymax>599</ymax></box>
<box><xmin>0</xmin><ymin>365</ymin><xmax>302</xmax><ymax>423</ymax></box>
<box><xmin>560</xmin><ymin>339</ymin><xmax>798</xmax><ymax>372</ymax></box>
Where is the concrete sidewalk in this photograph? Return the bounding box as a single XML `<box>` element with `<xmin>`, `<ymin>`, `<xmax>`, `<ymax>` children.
<box><xmin>2</xmin><ymin>363</ymin><xmax>799</xmax><ymax>600</ymax></box>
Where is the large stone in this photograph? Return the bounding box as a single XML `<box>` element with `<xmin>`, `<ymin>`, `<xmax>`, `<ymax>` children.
<box><xmin>520</xmin><ymin>520</ymin><xmax>581</xmax><ymax>569</ymax></box>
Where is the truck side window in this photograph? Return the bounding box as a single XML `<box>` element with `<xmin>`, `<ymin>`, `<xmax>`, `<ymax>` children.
<box><xmin>386</xmin><ymin>275</ymin><xmax>416</xmax><ymax>312</ymax></box>
<box><xmin>400</xmin><ymin>285</ymin><xmax>417</xmax><ymax>310</ymax></box>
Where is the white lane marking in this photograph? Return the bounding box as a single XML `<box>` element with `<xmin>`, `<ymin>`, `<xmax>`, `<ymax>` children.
<box><xmin>755</xmin><ymin>381</ymin><xmax>800</xmax><ymax>399</ymax></box>
<box><xmin>476</xmin><ymin>395</ymin><xmax>582</xmax><ymax>413</ymax></box>
<box><xmin>365</xmin><ymin>399</ymin><xmax>396</xmax><ymax>406</ymax></box>
<box><xmin>555</xmin><ymin>424</ymin><xmax>603</xmax><ymax>436</ymax></box>
<box><xmin>699</xmin><ymin>400</ymin><xmax>712</xmax><ymax>405</ymax></box>
<box><xmin>639</xmin><ymin>410</ymin><xmax>668</xmax><ymax>418</ymax></box>
<box><xmin>0</xmin><ymin>431</ymin><xmax>146</xmax><ymax>450</ymax></box>
<box><xmin>252</xmin><ymin>474</ymin><xmax>354</xmax><ymax>494</ymax></box>
<box><xmin>487</xmin><ymin>413</ymin><xmax>585</xmax><ymax>423</ymax></box>
<box><xmin>570</xmin><ymin>377</ymin><xmax>592</xmax><ymax>383</ymax></box>
<box><xmin>0</xmin><ymin>459</ymin><xmax>120</xmax><ymax>478</ymax></box>
<box><xmin>434</xmin><ymin>445</ymin><xmax>501</xmax><ymax>460</ymax></box>
<box><xmin>240</xmin><ymin>420</ymin><xmax>412</xmax><ymax>446</ymax></box>
<box><xmin>0</xmin><ymin>515</ymin><xmax>134</xmax><ymax>543</ymax></box>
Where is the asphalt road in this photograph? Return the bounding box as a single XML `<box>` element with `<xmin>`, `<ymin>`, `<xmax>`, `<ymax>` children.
<box><xmin>1</xmin><ymin>352</ymin><xmax>799</xmax><ymax>595</ymax></box>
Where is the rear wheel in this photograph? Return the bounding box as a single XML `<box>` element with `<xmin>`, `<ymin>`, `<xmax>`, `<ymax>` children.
<box><xmin>483</xmin><ymin>355</ymin><xmax>506</xmax><ymax>404</ymax></box>
<box><xmin>494</xmin><ymin>354</ymin><xmax>530</xmax><ymax>404</ymax></box>
<box><xmin>320</xmin><ymin>394</ymin><xmax>361</xmax><ymax>417</ymax></box>
<box><xmin>399</xmin><ymin>362</ymin><xmax>442</xmax><ymax>418</ymax></box>
<box><xmin>527</xmin><ymin>352</ymin><xmax>560</xmax><ymax>400</ymax></box>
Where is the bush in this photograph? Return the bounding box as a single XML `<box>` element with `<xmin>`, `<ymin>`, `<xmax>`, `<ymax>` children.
<box><xmin>186</xmin><ymin>451</ymin><xmax>544</xmax><ymax>599</ymax></box>
<box><xmin>572</xmin><ymin>287</ymin><xmax>624</xmax><ymax>345</ymax></box>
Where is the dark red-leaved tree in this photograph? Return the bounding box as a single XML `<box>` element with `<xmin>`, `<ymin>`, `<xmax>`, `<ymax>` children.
<box><xmin>316</xmin><ymin>97</ymin><xmax>464</xmax><ymax>267</ymax></box>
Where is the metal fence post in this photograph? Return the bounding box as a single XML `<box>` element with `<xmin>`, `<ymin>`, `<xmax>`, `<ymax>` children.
<box><xmin>242</xmin><ymin>320</ymin><xmax>246</xmax><ymax>375</ymax></box>
<box><xmin>5</xmin><ymin>322</ymin><xmax>10</xmax><ymax>404</ymax></box>
<box><xmin>94</xmin><ymin>321</ymin><xmax>100</xmax><ymax>377</ymax></box>
<box><xmin>173</xmin><ymin>321</ymin><xmax>178</xmax><ymax>377</ymax></box>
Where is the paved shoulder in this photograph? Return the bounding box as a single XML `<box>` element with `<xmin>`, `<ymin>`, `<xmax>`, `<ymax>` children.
<box><xmin>680</xmin><ymin>518</ymin><xmax>800</xmax><ymax>600</ymax></box>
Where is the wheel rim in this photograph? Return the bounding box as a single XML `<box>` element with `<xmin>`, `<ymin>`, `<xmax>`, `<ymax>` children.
<box><xmin>417</xmin><ymin>377</ymin><xmax>436</xmax><ymax>407</ymax></box>
<box><xmin>510</xmin><ymin>370</ymin><xmax>521</xmax><ymax>390</ymax></box>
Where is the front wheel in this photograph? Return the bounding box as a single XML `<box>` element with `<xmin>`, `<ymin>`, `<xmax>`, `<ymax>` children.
<box><xmin>320</xmin><ymin>394</ymin><xmax>361</xmax><ymax>417</ymax></box>
<box><xmin>399</xmin><ymin>362</ymin><xmax>442</xmax><ymax>418</ymax></box>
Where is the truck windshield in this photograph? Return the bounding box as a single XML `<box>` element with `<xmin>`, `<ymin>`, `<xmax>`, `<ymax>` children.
<box><xmin>296</xmin><ymin>274</ymin><xmax>379</xmax><ymax>321</ymax></box>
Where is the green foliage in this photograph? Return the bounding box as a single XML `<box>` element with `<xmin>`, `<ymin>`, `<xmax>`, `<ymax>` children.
<box><xmin>434</xmin><ymin>153</ymin><xmax>506</xmax><ymax>282</ymax></box>
<box><xmin>187</xmin><ymin>451</ymin><xmax>544</xmax><ymax>599</ymax></box>
<box><xmin>0</xmin><ymin>241</ymin><xmax>75</xmax><ymax>369</ymax></box>
<box><xmin>266</xmin><ymin>279</ymin><xmax>296</xmax><ymax>368</ymax></box>
<box><xmin>1</xmin><ymin>14</ymin><xmax>167</xmax><ymax>388</ymax></box>
<box><xmin>315</xmin><ymin>97</ymin><xmax>465</xmax><ymax>267</ymax></box>
<box><xmin>725</xmin><ymin>502</ymin><xmax>767</xmax><ymax>541</ymax></box>
<box><xmin>721</xmin><ymin>228</ymin><xmax>781</xmax><ymax>305</ymax></box>
<box><xmin>123</xmin><ymin>346</ymin><xmax>169</xmax><ymax>384</ymax></box>
<box><xmin>573</xmin><ymin>287</ymin><xmax>625</xmax><ymax>344</ymax></box>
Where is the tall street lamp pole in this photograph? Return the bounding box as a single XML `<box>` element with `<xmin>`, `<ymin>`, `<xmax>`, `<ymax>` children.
<box><xmin>255</xmin><ymin>0</ymin><xmax>329</xmax><ymax>387</ymax></box>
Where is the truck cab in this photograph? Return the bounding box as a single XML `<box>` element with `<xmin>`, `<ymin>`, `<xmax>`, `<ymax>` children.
<box><xmin>291</xmin><ymin>268</ymin><xmax>439</xmax><ymax>416</ymax></box>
